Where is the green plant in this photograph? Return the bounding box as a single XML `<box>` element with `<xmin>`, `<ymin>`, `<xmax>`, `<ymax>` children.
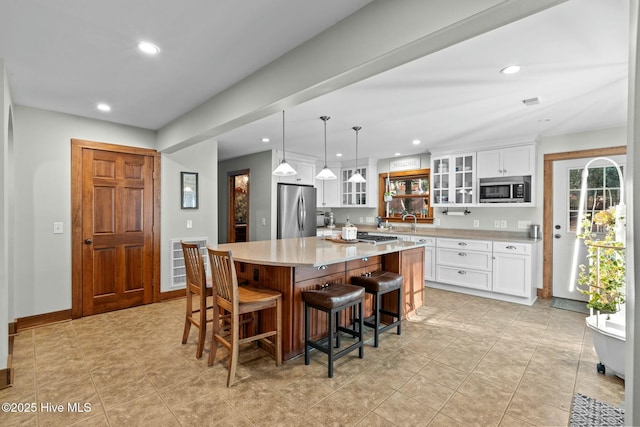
<box><xmin>577</xmin><ymin>207</ymin><xmax>625</xmax><ymax>313</ymax></box>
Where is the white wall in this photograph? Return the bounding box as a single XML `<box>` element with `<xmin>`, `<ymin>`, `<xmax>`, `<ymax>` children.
<box><xmin>161</xmin><ymin>140</ymin><xmax>218</xmax><ymax>291</ymax></box>
<box><xmin>0</xmin><ymin>59</ymin><xmax>12</xmax><ymax>370</ymax></box>
<box><xmin>11</xmin><ymin>106</ymin><xmax>157</xmax><ymax>317</ymax></box>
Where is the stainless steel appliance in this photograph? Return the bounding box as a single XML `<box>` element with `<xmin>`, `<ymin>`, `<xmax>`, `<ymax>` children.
<box><xmin>356</xmin><ymin>231</ymin><xmax>399</xmax><ymax>245</ymax></box>
<box><xmin>479</xmin><ymin>176</ymin><xmax>531</xmax><ymax>203</ymax></box>
<box><xmin>277</xmin><ymin>183</ymin><xmax>317</xmax><ymax>239</ymax></box>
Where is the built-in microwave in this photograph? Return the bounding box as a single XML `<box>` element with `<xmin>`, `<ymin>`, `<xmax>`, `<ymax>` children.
<box><xmin>479</xmin><ymin>177</ymin><xmax>531</xmax><ymax>203</ymax></box>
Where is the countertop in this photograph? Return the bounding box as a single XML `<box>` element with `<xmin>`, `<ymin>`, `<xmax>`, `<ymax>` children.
<box><xmin>320</xmin><ymin>225</ymin><xmax>540</xmax><ymax>243</ymax></box>
<box><xmin>212</xmin><ymin>236</ymin><xmax>426</xmax><ymax>268</ymax></box>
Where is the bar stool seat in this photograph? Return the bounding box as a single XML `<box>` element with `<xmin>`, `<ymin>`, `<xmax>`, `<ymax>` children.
<box><xmin>302</xmin><ymin>284</ymin><xmax>364</xmax><ymax>378</ymax></box>
<box><xmin>351</xmin><ymin>271</ymin><xmax>403</xmax><ymax>347</ymax></box>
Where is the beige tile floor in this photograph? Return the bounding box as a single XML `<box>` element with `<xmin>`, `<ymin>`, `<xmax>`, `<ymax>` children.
<box><xmin>1</xmin><ymin>287</ymin><xmax>625</xmax><ymax>426</ymax></box>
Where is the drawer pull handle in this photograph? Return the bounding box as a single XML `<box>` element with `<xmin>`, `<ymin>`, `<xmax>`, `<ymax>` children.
<box><xmin>317</xmin><ymin>265</ymin><xmax>327</xmax><ymax>270</ymax></box>
<box><xmin>362</xmin><ymin>257</ymin><xmax>369</xmax><ymax>261</ymax></box>
<box><xmin>506</xmin><ymin>245</ymin><xmax>517</xmax><ymax>250</ymax></box>
<box><xmin>458</xmin><ymin>252</ymin><xmax>467</xmax><ymax>256</ymax></box>
<box><xmin>458</xmin><ymin>242</ymin><xmax>467</xmax><ymax>246</ymax></box>
<box><xmin>458</xmin><ymin>270</ymin><xmax>467</xmax><ymax>275</ymax></box>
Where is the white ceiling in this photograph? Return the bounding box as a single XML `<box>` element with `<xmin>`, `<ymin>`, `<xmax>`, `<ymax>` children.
<box><xmin>0</xmin><ymin>0</ymin><xmax>629</xmax><ymax>163</ymax></box>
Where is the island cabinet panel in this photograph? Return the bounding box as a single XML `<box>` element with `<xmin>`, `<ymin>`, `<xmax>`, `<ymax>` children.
<box><xmin>382</xmin><ymin>247</ymin><xmax>425</xmax><ymax>318</ymax></box>
<box><xmin>234</xmin><ymin>262</ymin><xmax>295</xmax><ymax>358</ymax></box>
<box><xmin>292</xmin><ymin>271</ymin><xmax>347</xmax><ymax>358</ymax></box>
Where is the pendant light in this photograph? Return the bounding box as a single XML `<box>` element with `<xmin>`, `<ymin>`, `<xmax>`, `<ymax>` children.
<box><xmin>315</xmin><ymin>116</ymin><xmax>337</xmax><ymax>180</ymax></box>
<box><xmin>347</xmin><ymin>126</ymin><xmax>366</xmax><ymax>183</ymax></box>
<box><xmin>272</xmin><ymin>110</ymin><xmax>297</xmax><ymax>176</ymax></box>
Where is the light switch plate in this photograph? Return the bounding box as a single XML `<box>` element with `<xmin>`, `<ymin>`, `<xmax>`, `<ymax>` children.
<box><xmin>494</xmin><ymin>220</ymin><xmax>500</xmax><ymax>228</ymax></box>
<box><xmin>53</xmin><ymin>222</ymin><xmax>63</xmax><ymax>234</ymax></box>
<box><xmin>473</xmin><ymin>219</ymin><xmax>479</xmax><ymax>228</ymax></box>
<box><xmin>186</xmin><ymin>219</ymin><xmax>192</xmax><ymax>229</ymax></box>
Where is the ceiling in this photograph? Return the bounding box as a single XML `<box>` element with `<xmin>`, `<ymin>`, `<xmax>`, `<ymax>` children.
<box><xmin>0</xmin><ymin>0</ymin><xmax>629</xmax><ymax>163</ymax></box>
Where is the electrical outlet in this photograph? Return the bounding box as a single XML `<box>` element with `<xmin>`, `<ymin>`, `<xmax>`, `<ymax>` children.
<box><xmin>261</xmin><ymin>217</ymin><xmax>266</xmax><ymax>226</ymax></box>
<box><xmin>494</xmin><ymin>220</ymin><xmax>500</xmax><ymax>228</ymax></box>
<box><xmin>500</xmin><ymin>220</ymin><xmax>507</xmax><ymax>229</ymax></box>
<box><xmin>434</xmin><ymin>218</ymin><xmax>441</xmax><ymax>226</ymax></box>
<box><xmin>53</xmin><ymin>222</ymin><xmax>63</xmax><ymax>234</ymax></box>
<box><xmin>517</xmin><ymin>220</ymin><xmax>531</xmax><ymax>229</ymax></box>
<box><xmin>473</xmin><ymin>219</ymin><xmax>479</xmax><ymax>228</ymax></box>
<box><xmin>186</xmin><ymin>219</ymin><xmax>192</xmax><ymax>229</ymax></box>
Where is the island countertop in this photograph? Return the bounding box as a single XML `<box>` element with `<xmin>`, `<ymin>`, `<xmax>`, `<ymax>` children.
<box><xmin>213</xmin><ymin>236</ymin><xmax>426</xmax><ymax>267</ymax></box>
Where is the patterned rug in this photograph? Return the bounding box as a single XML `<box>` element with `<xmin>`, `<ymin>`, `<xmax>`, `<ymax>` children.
<box><xmin>551</xmin><ymin>297</ymin><xmax>590</xmax><ymax>314</ymax></box>
<box><xmin>570</xmin><ymin>393</ymin><xmax>624</xmax><ymax>427</ymax></box>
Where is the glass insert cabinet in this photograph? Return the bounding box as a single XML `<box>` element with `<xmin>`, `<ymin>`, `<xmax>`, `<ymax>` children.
<box><xmin>378</xmin><ymin>169</ymin><xmax>433</xmax><ymax>224</ymax></box>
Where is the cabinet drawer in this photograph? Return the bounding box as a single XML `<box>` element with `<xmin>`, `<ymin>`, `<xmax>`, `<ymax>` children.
<box><xmin>493</xmin><ymin>241</ymin><xmax>531</xmax><ymax>255</ymax></box>
<box><xmin>437</xmin><ymin>238</ymin><xmax>491</xmax><ymax>252</ymax></box>
<box><xmin>436</xmin><ymin>248</ymin><xmax>492</xmax><ymax>271</ymax></box>
<box><xmin>412</xmin><ymin>236</ymin><xmax>436</xmax><ymax>246</ymax></box>
<box><xmin>345</xmin><ymin>255</ymin><xmax>382</xmax><ymax>271</ymax></box>
<box><xmin>436</xmin><ymin>265</ymin><xmax>492</xmax><ymax>290</ymax></box>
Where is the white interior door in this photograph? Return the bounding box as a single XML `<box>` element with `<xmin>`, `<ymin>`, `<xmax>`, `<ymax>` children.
<box><xmin>552</xmin><ymin>155</ymin><xmax>625</xmax><ymax>300</ymax></box>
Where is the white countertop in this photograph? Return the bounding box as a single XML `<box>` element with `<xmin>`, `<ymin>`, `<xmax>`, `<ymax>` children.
<box><xmin>212</xmin><ymin>236</ymin><xmax>426</xmax><ymax>268</ymax></box>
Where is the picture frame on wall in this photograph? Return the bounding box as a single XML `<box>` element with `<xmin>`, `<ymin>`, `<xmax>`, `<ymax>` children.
<box><xmin>181</xmin><ymin>172</ymin><xmax>198</xmax><ymax>209</ymax></box>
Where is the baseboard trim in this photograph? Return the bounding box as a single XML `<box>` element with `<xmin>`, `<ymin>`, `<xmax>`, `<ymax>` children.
<box><xmin>0</xmin><ymin>367</ymin><xmax>11</xmax><ymax>390</ymax></box>
<box><xmin>161</xmin><ymin>289</ymin><xmax>186</xmax><ymax>301</ymax></box>
<box><xmin>16</xmin><ymin>309</ymin><xmax>72</xmax><ymax>332</ymax></box>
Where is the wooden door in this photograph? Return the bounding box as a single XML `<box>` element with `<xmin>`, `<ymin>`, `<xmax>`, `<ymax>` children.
<box><xmin>72</xmin><ymin>140</ymin><xmax>159</xmax><ymax>317</ymax></box>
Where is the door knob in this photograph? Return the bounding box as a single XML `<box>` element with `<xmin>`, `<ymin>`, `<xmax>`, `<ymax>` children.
<box><xmin>554</xmin><ymin>234</ymin><xmax>561</xmax><ymax>239</ymax></box>
<box><xmin>84</xmin><ymin>239</ymin><xmax>92</xmax><ymax>244</ymax></box>
<box><xmin>555</xmin><ymin>225</ymin><xmax>561</xmax><ymax>230</ymax></box>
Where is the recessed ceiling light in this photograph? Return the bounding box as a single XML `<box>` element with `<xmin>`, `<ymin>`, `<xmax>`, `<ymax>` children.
<box><xmin>394</xmin><ymin>152</ymin><xmax>401</xmax><ymax>156</ymax></box>
<box><xmin>336</xmin><ymin>153</ymin><xmax>342</xmax><ymax>157</ymax></box>
<box><xmin>138</xmin><ymin>41</ymin><xmax>160</xmax><ymax>55</ymax></box>
<box><xmin>97</xmin><ymin>103</ymin><xmax>111</xmax><ymax>112</ymax></box>
<box><xmin>261</xmin><ymin>137</ymin><xmax>270</xmax><ymax>143</ymax></box>
<box><xmin>500</xmin><ymin>65</ymin><xmax>521</xmax><ymax>75</ymax></box>
<box><xmin>412</xmin><ymin>139</ymin><xmax>421</xmax><ymax>145</ymax></box>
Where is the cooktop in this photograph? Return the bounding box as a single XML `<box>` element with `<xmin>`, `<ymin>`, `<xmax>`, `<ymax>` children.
<box><xmin>356</xmin><ymin>231</ymin><xmax>399</xmax><ymax>245</ymax></box>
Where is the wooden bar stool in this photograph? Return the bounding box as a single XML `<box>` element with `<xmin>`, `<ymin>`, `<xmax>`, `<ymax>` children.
<box><xmin>181</xmin><ymin>241</ymin><xmax>213</xmax><ymax>358</ymax></box>
<box><xmin>351</xmin><ymin>271</ymin><xmax>403</xmax><ymax>347</ymax></box>
<box><xmin>302</xmin><ymin>283</ymin><xmax>364</xmax><ymax>378</ymax></box>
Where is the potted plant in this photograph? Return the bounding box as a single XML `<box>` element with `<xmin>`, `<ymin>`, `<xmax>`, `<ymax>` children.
<box><xmin>383</xmin><ymin>191</ymin><xmax>394</xmax><ymax>202</ymax></box>
<box><xmin>577</xmin><ymin>207</ymin><xmax>625</xmax><ymax>313</ymax></box>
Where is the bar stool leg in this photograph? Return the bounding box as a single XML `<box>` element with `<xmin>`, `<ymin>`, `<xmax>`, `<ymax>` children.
<box><xmin>335</xmin><ymin>311</ymin><xmax>341</xmax><ymax>348</ymax></box>
<box><xmin>396</xmin><ymin>286</ymin><xmax>402</xmax><ymax>336</ymax></box>
<box><xmin>304</xmin><ymin>302</ymin><xmax>310</xmax><ymax>366</ymax></box>
<box><xmin>328</xmin><ymin>307</ymin><xmax>334</xmax><ymax>378</ymax></box>
<box><xmin>374</xmin><ymin>292</ymin><xmax>381</xmax><ymax>347</ymax></box>
<box><xmin>358</xmin><ymin>300</ymin><xmax>364</xmax><ymax>358</ymax></box>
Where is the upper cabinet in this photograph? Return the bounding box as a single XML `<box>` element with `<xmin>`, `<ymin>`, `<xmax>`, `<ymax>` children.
<box><xmin>431</xmin><ymin>153</ymin><xmax>475</xmax><ymax>206</ymax></box>
<box><xmin>340</xmin><ymin>158</ymin><xmax>377</xmax><ymax>207</ymax></box>
<box><xmin>276</xmin><ymin>152</ymin><xmax>316</xmax><ymax>186</ymax></box>
<box><xmin>476</xmin><ymin>145</ymin><xmax>535</xmax><ymax>179</ymax></box>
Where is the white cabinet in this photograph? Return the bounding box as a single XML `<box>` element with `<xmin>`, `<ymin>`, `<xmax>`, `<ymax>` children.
<box><xmin>477</xmin><ymin>145</ymin><xmax>534</xmax><ymax>178</ymax></box>
<box><xmin>276</xmin><ymin>152</ymin><xmax>316</xmax><ymax>186</ymax></box>
<box><xmin>412</xmin><ymin>236</ymin><xmax>435</xmax><ymax>282</ymax></box>
<box><xmin>340</xmin><ymin>158</ymin><xmax>377</xmax><ymax>207</ymax></box>
<box><xmin>316</xmin><ymin>175</ymin><xmax>340</xmax><ymax>208</ymax></box>
<box><xmin>430</xmin><ymin>238</ymin><xmax>537</xmax><ymax>305</ymax></box>
<box><xmin>435</xmin><ymin>238</ymin><xmax>492</xmax><ymax>291</ymax></box>
<box><xmin>492</xmin><ymin>242</ymin><xmax>532</xmax><ymax>298</ymax></box>
<box><xmin>431</xmin><ymin>153</ymin><xmax>475</xmax><ymax>206</ymax></box>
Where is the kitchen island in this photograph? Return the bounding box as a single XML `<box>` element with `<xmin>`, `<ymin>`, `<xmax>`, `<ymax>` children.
<box><xmin>213</xmin><ymin>236</ymin><xmax>425</xmax><ymax>361</ymax></box>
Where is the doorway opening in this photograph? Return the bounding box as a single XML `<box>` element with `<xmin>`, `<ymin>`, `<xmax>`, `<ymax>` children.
<box><xmin>228</xmin><ymin>170</ymin><xmax>250</xmax><ymax>243</ymax></box>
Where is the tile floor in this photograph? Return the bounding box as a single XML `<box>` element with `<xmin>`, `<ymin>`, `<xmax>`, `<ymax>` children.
<box><xmin>1</xmin><ymin>287</ymin><xmax>625</xmax><ymax>426</ymax></box>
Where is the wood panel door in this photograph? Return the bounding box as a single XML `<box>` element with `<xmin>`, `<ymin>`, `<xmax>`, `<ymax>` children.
<box><xmin>72</xmin><ymin>140</ymin><xmax>159</xmax><ymax>317</ymax></box>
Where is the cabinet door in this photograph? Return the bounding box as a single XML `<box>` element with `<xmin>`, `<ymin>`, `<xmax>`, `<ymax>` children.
<box><xmin>502</xmin><ymin>145</ymin><xmax>534</xmax><ymax>177</ymax></box>
<box><xmin>341</xmin><ymin>167</ymin><xmax>368</xmax><ymax>206</ymax></box>
<box><xmin>316</xmin><ymin>176</ymin><xmax>340</xmax><ymax>208</ymax></box>
<box><xmin>492</xmin><ymin>252</ymin><xmax>531</xmax><ymax>297</ymax></box>
<box><xmin>452</xmin><ymin>153</ymin><xmax>475</xmax><ymax>205</ymax></box>
<box><xmin>476</xmin><ymin>149</ymin><xmax>502</xmax><ymax>178</ymax></box>
<box><xmin>430</xmin><ymin>156</ymin><xmax>451</xmax><ymax>206</ymax></box>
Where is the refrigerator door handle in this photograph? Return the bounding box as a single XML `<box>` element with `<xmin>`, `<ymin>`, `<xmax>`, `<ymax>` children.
<box><xmin>297</xmin><ymin>195</ymin><xmax>303</xmax><ymax>232</ymax></box>
<box><xmin>301</xmin><ymin>195</ymin><xmax>306</xmax><ymax>231</ymax></box>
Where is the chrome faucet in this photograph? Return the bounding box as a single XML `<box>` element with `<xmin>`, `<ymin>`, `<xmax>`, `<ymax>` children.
<box><xmin>401</xmin><ymin>213</ymin><xmax>418</xmax><ymax>232</ymax></box>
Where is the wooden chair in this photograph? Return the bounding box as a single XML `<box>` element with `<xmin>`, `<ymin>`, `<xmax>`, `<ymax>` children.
<box><xmin>207</xmin><ymin>247</ymin><xmax>282</xmax><ymax>387</ymax></box>
<box><xmin>181</xmin><ymin>241</ymin><xmax>214</xmax><ymax>358</ymax></box>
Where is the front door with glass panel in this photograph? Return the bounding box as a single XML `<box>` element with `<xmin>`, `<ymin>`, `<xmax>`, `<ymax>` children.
<box><xmin>552</xmin><ymin>155</ymin><xmax>624</xmax><ymax>300</ymax></box>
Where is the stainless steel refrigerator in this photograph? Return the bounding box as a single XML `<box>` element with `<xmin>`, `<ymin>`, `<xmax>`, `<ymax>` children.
<box><xmin>277</xmin><ymin>183</ymin><xmax>317</xmax><ymax>239</ymax></box>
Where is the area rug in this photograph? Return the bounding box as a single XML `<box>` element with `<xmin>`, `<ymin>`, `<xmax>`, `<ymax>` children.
<box><xmin>570</xmin><ymin>393</ymin><xmax>624</xmax><ymax>427</ymax></box>
<box><xmin>551</xmin><ymin>297</ymin><xmax>590</xmax><ymax>314</ymax></box>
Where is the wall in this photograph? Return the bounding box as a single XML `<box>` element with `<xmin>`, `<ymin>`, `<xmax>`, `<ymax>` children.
<box><xmin>217</xmin><ymin>150</ymin><xmax>274</xmax><ymax>243</ymax></box>
<box><xmin>0</xmin><ymin>59</ymin><xmax>12</xmax><ymax>370</ymax></box>
<box><xmin>161</xmin><ymin>140</ymin><xmax>218</xmax><ymax>292</ymax></box>
<box><xmin>11</xmin><ymin>106</ymin><xmax>157</xmax><ymax>317</ymax></box>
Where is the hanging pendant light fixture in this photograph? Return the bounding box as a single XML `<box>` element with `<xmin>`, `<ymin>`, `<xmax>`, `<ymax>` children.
<box><xmin>347</xmin><ymin>126</ymin><xmax>366</xmax><ymax>183</ymax></box>
<box><xmin>272</xmin><ymin>110</ymin><xmax>297</xmax><ymax>176</ymax></box>
<box><xmin>315</xmin><ymin>116</ymin><xmax>337</xmax><ymax>180</ymax></box>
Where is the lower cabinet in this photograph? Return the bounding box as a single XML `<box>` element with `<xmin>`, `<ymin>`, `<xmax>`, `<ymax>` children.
<box><xmin>412</xmin><ymin>236</ymin><xmax>435</xmax><ymax>282</ymax></box>
<box><xmin>431</xmin><ymin>238</ymin><xmax>536</xmax><ymax>305</ymax></box>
